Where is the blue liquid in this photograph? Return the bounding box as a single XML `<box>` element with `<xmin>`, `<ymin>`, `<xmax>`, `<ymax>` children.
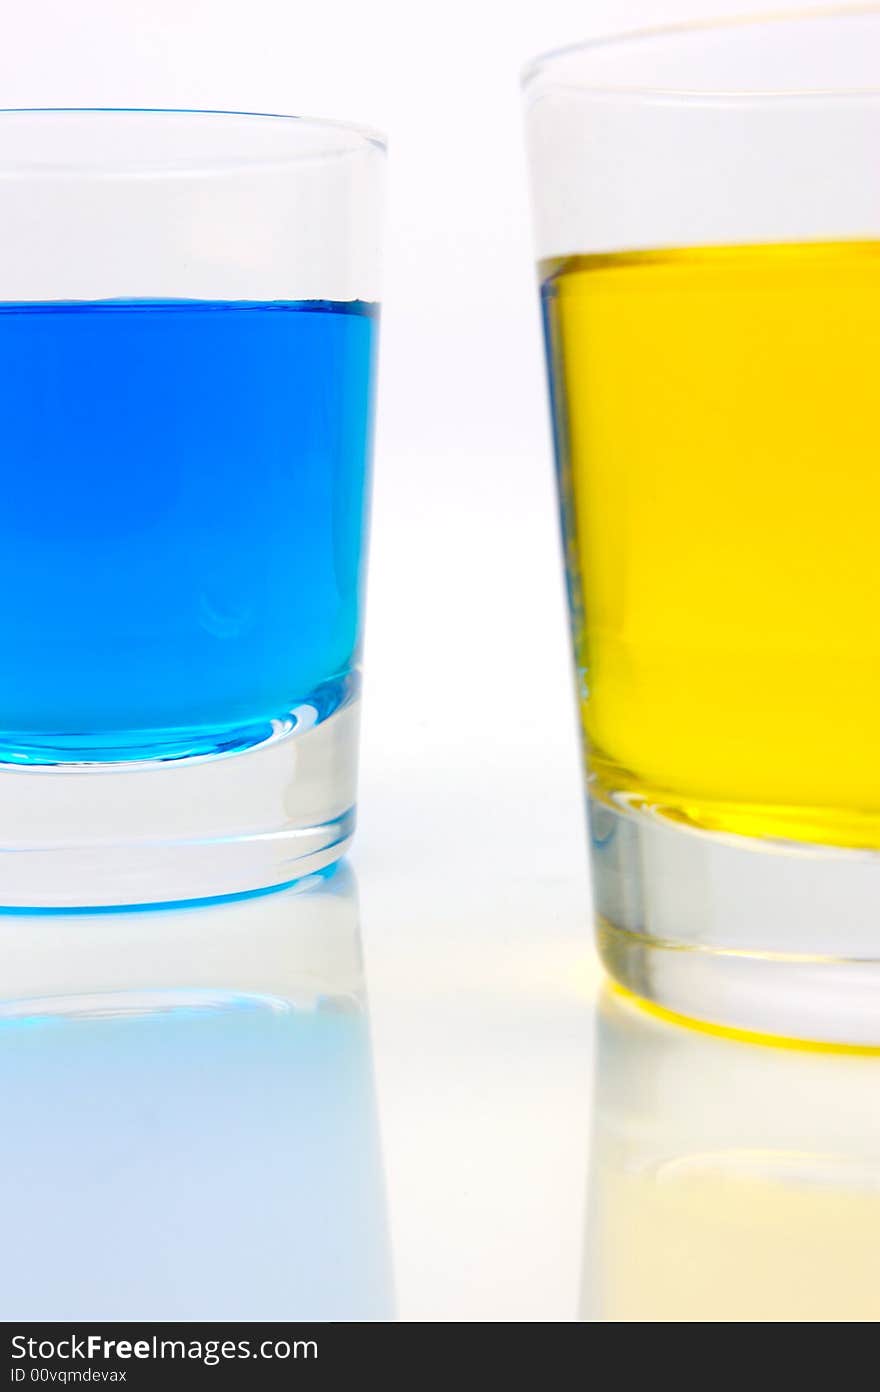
<box><xmin>0</xmin><ymin>299</ymin><xmax>377</xmax><ymax>762</ymax></box>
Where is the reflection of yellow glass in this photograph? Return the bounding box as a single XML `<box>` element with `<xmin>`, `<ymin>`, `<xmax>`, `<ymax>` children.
<box><xmin>584</xmin><ymin>990</ymin><xmax>880</xmax><ymax>1322</ymax></box>
<box><xmin>542</xmin><ymin>242</ymin><xmax>880</xmax><ymax>848</ymax></box>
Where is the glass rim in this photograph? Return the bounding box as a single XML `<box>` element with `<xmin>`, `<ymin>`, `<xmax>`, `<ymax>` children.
<box><xmin>521</xmin><ymin>4</ymin><xmax>880</xmax><ymax>103</ymax></box>
<box><xmin>0</xmin><ymin>106</ymin><xmax>387</xmax><ymax>175</ymax></box>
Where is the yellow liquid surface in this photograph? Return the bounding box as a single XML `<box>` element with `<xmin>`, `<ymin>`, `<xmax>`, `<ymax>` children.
<box><xmin>542</xmin><ymin>243</ymin><xmax>880</xmax><ymax>847</ymax></box>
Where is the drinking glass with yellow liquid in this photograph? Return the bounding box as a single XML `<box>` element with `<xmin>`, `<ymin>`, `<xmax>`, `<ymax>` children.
<box><xmin>524</xmin><ymin>10</ymin><xmax>880</xmax><ymax>1043</ymax></box>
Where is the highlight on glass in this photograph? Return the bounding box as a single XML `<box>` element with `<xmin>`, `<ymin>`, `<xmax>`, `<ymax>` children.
<box><xmin>0</xmin><ymin>109</ymin><xmax>384</xmax><ymax>908</ymax></box>
<box><xmin>524</xmin><ymin>9</ymin><xmax>880</xmax><ymax>1043</ymax></box>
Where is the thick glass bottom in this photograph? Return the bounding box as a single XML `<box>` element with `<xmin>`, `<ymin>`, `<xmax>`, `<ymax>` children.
<box><xmin>590</xmin><ymin>790</ymin><xmax>880</xmax><ymax>1046</ymax></box>
<box><xmin>0</xmin><ymin>697</ymin><xmax>359</xmax><ymax>909</ymax></box>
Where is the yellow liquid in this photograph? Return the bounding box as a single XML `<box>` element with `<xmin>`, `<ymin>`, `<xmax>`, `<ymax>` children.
<box><xmin>542</xmin><ymin>242</ymin><xmax>880</xmax><ymax>848</ymax></box>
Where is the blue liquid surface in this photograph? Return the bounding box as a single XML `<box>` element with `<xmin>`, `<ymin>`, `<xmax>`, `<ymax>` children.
<box><xmin>0</xmin><ymin>299</ymin><xmax>377</xmax><ymax>762</ymax></box>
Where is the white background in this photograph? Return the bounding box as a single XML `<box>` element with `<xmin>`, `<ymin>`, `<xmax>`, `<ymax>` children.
<box><xmin>1</xmin><ymin>0</ymin><xmax>841</xmax><ymax>1322</ymax></box>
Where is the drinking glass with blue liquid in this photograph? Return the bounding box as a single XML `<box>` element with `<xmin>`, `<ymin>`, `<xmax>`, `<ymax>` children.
<box><xmin>0</xmin><ymin>109</ymin><xmax>384</xmax><ymax>907</ymax></box>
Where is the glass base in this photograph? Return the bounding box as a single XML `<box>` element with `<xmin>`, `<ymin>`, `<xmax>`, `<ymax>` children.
<box><xmin>0</xmin><ymin>698</ymin><xmax>359</xmax><ymax>909</ymax></box>
<box><xmin>590</xmin><ymin>790</ymin><xmax>880</xmax><ymax>1046</ymax></box>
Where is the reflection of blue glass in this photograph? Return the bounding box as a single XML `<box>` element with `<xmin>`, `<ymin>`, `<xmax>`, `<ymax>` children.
<box><xmin>0</xmin><ymin>299</ymin><xmax>377</xmax><ymax>763</ymax></box>
<box><xmin>0</xmin><ymin>999</ymin><xmax>391</xmax><ymax>1320</ymax></box>
<box><xmin>0</xmin><ymin>869</ymin><xmax>393</xmax><ymax>1320</ymax></box>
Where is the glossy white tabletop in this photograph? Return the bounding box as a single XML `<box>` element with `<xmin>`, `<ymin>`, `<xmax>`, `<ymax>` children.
<box><xmin>5</xmin><ymin>476</ymin><xmax>880</xmax><ymax>1325</ymax></box>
